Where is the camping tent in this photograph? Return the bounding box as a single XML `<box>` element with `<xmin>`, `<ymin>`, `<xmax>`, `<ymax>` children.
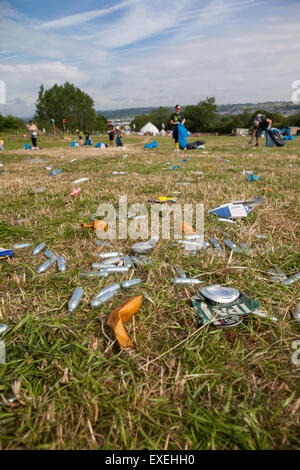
<box><xmin>140</xmin><ymin>122</ymin><xmax>159</xmax><ymax>136</ymax></box>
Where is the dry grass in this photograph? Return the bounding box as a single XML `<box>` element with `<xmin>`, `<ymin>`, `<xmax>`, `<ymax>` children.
<box><xmin>0</xmin><ymin>134</ymin><xmax>299</xmax><ymax>450</ymax></box>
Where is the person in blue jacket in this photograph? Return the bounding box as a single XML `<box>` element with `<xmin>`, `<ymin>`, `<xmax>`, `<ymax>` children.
<box><xmin>170</xmin><ymin>104</ymin><xmax>185</xmax><ymax>150</ymax></box>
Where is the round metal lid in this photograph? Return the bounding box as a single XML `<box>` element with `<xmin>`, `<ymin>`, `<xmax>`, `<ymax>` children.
<box><xmin>199</xmin><ymin>284</ymin><xmax>240</xmax><ymax>303</ymax></box>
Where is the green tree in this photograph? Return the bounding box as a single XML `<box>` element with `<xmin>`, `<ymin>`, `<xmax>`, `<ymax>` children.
<box><xmin>148</xmin><ymin>107</ymin><xmax>172</xmax><ymax>130</ymax></box>
<box><xmin>130</xmin><ymin>114</ymin><xmax>149</xmax><ymax>131</ymax></box>
<box><xmin>184</xmin><ymin>97</ymin><xmax>218</xmax><ymax>132</ymax></box>
<box><xmin>95</xmin><ymin>113</ymin><xmax>107</xmax><ymax>132</ymax></box>
<box><xmin>34</xmin><ymin>82</ymin><xmax>97</xmax><ymax>131</ymax></box>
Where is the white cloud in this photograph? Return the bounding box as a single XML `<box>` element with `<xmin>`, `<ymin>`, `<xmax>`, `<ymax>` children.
<box><xmin>35</xmin><ymin>0</ymin><xmax>141</xmax><ymax>29</ymax></box>
<box><xmin>0</xmin><ymin>0</ymin><xmax>299</xmax><ymax>115</ymax></box>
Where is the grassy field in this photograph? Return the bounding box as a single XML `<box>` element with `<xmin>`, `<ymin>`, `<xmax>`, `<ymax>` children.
<box><xmin>0</xmin><ymin>133</ymin><xmax>299</xmax><ymax>450</ymax></box>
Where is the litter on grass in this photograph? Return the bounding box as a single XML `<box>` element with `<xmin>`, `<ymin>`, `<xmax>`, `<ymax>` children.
<box><xmin>107</xmin><ymin>296</ymin><xmax>143</xmax><ymax>348</ymax></box>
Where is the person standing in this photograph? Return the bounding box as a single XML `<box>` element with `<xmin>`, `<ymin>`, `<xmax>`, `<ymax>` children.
<box><xmin>170</xmin><ymin>104</ymin><xmax>186</xmax><ymax>150</ymax></box>
<box><xmin>27</xmin><ymin>120</ymin><xmax>39</xmax><ymax>149</ymax></box>
<box><xmin>107</xmin><ymin>123</ymin><xmax>115</xmax><ymax>147</ymax></box>
<box><xmin>248</xmin><ymin>113</ymin><xmax>272</xmax><ymax>147</ymax></box>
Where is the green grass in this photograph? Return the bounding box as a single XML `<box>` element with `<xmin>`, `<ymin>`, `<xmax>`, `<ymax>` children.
<box><xmin>0</xmin><ymin>134</ymin><xmax>299</xmax><ymax>450</ymax></box>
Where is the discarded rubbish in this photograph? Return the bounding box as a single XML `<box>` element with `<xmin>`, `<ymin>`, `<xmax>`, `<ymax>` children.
<box><xmin>57</xmin><ymin>256</ymin><xmax>66</xmax><ymax>272</ymax></box>
<box><xmin>81</xmin><ymin>220</ymin><xmax>108</xmax><ymax>232</ymax></box>
<box><xmin>102</xmin><ymin>266</ymin><xmax>130</xmax><ymax>273</ymax></box>
<box><xmin>131</xmin><ymin>236</ymin><xmax>159</xmax><ymax>255</ymax></box>
<box><xmin>68</xmin><ymin>287</ymin><xmax>84</xmax><ymax>313</ymax></box>
<box><xmin>210</xmin><ymin>238</ymin><xmax>222</xmax><ymax>252</ymax></box>
<box><xmin>13</xmin><ymin>242</ymin><xmax>32</xmax><ymax>250</ymax></box>
<box><xmin>200</xmin><ymin>285</ymin><xmax>240</xmax><ymax>303</ymax></box>
<box><xmin>282</xmin><ymin>273</ymin><xmax>300</xmax><ymax>285</ymax></box>
<box><xmin>16</xmin><ymin>219</ymin><xmax>26</xmax><ymax>224</ymax></box>
<box><xmin>192</xmin><ymin>286</ymin><xmax>262</xmax><ymax>327</ymax></box>
<box><xmin>248</xmin><ymin>174</ymin><xmax>260</xmax><ymax>182</ymax></box>
<box><xmin>224</xmin><ymin>239</ymin><xmax>243</xmax><ymax>253</ymax></box>
<box><xmin>269</xmin><ymin>267</ymin><xmax>287</xmax><ymax>283</ymax></box>
<box><xmin>37</xmin><ymin>258</ymin><xmax>55</xmax><ymax>274</ymax></box>
<box><xmin>44</xmin><ymin>250</ymin><xmax>56</xmax><ymax>260</ymax></box>
<box><xmin>218</xmin><ymin>218</ymin><xmax>237</xmax><ymax>224</ymax></box>
<box><xmin>90</xmin><ymin>289</ymin><xmax>119</xmax><ymax>308</ymax></box>
<box><xmin>295</xmin><ymin>302</ymin><xmax>300</xmax><ymax>323</ymax></box>
<box><xmin>256</xmin><ymin>234</ymin><xmax>268</xmax><ymax>239</ymax></box>
<box><xmin>44</xmin><ymin>166</ymin><xmax>52</xmax><ymax>170</ymax></box>
<box><xmin>107</xmin><ymin>295</ymin><xmax>143</xmax><ymax>348</ymax></box>
<box><xmin>0</xmin><ymin>341</ymin><xmax>5</xmax><ymax>364</ymax></box>
<box><xmin>0</xmin><ymin>248</ymin><xmax>14</xmax><ymax>260</ymax></box>
<box><xmin>95</xmin><ymin>240</ymin><xmax>105</xmax><ymax>246</ymax></box>
<box><xmin>0</xmin><ymin>324</ymin><xmax>9</xmax><ymax>337</ymax></box>
<box><xmin>131</xmin><ymin>256</ymin><xmax>143</xmax><ymax>267</ymax></box>
<box><xmin>251</xmin><ymin>311</ymin><xmax>278</xmax><ymax>321</ymax></box>
<box><xmin>99</xmin><ymin>252</ymin><xmax>123</xmax><ymax>259</ymax></box>
<box><xmin>32</xmin><ymin>242</ymin><xmax>46</xmax><ymax>255</ymax></box>
<box><xmin>71</xmin><ymin>188</ymin><xmax>81</xmax><ymax>197</ymax></box>
<box><xmin>49</xmin><ymin>169</ymin><xmax>63</xmax><ymax>176</ymax></box>
<box><xmin>72</xmin><ymin>177</ymin><xmax>89</xmax><ymax>184</ymax></box>
<box><xmin>34</xmin><ymin>187</ymin><xmax>46</xmax><ymax>193</ymax></box>
<box><xmin>113</xmin><ymin>171</ymin><xmax>128</xmax><ymax>175</ymax></box>
<box><xmin>173</xmin><ymin>278</ymin><xmax>202</xmax><ymax>285</ymax></box>
<box><xmin>80</xmin><ymin>271</ymin><xmax>109</xmax><ymax>278</ymax></box>
<box><xmin>148</xmin><ymin>197</ymin><xmax>177</xmax><ymax>203</ymax></box>
<box><xmin>121</xmin><ymin>279</ymin><xmax>142</xmax><ymax>289</ymax></box>
<box><xmin>176</xmin><ymin>267</ymin><xmax>187</xmax><ymax>279</ymax></box>
<box><xmin>210</xmin><ymin>203</ymin><xmax>250</xmax><ymax>219</ymax></box>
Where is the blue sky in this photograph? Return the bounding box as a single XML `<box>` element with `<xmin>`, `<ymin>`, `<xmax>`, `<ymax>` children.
<box><xmin>0</xmin><ymin>0</ymin><xmax>300</xmax><ymax>116</ymax></box>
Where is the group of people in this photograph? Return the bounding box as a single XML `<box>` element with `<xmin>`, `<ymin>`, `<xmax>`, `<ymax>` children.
<box><xmin>22</xmin><ymin>111</ymin><xmax>272</xmax><ymax>152</ymax></box>
<box><xmin>170</xmin><ymin>104</ymin><xmax>272</xmax><ymax>149</ymax></box>
<box><xmin>76</xmin><ymin>129</ymin><xmax>91</xmax><ymax>146</ymax></box>
<box><xmin>107</xmin><ymin>123</ymin><xmax>123</xmax><ymax>147</ymax></box>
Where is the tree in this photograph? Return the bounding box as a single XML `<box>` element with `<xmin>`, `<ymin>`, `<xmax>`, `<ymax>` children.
<box><xmin>184</xmin><ymin>97</ymin><xmax>218</xmax><ymax>132</ymax></box>
<box><xmin>34</xmin><ymin>82</ymin><xmax>97</xmax><ymax>131</ymax></box>
<box><xmin>148</xmin><ymin>107</ymin><xmax>173</xmax><ymax>130</ymax></box>
<box><xmin>95</xmin><ymin>113</ymin><xmax>107</xmax><ymax>132</ymax></box>
<box><xmin>130</xmin><ymin>114</ymin><xmax>149</xmax><ymax>131</ymax></box>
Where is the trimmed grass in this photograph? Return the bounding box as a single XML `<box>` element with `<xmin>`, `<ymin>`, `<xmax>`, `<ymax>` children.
<box><xmin>0</xmin><ymin>135</ymin><xmax>299</xmax><ymax>450</ymax></box>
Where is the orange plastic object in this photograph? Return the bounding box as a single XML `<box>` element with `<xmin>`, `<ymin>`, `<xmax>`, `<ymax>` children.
<box><xmin>107</xmin><ymin>295</ymin><xmax>143</xmax><ymax>348</ymax></box>
<box><xmin>181</xmin><ymin>221</ymin><xmax>195</xmax><ymax>235</ymax></box>
<box><xmin>263</xmin><ymin>187</ymin><xmax>274</xmax><ymax>192</ymax></box>
<box><xmin>80</xmin><ymin>220</ymin><xmax>108</xmax><ymax>231</ymax></box>
<box><xmin>205</xmin><ymin>166</ymin><xmax>212</xmax><ymax>170</ymax></box>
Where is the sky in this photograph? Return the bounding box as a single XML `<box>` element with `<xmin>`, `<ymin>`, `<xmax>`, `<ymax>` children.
<box><xmin>0</xmin><ymin>0</ymin><xmax>300</xmax><ymax>116</ymax></box>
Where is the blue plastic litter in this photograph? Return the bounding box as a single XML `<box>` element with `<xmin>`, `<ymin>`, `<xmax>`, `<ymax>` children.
<box><xmin>0</xmin><ymin>249</ymin><xmax>14</xmax><ymax>260</ymax></box>
<box><xmin>49</xmin><ymin>169</ymin><xmax>62</xmax><ymax>176</ymax></box>
<box><xmin>24</xmin><ymin>144</ymin><xmax>31</xmax><ymax>149</ymax></box>
<box><xmin>248</xmin><ymin>174</ymin><xmax>260</xmax><ymax>182</ymax></box>
<box><xmin>178</xmin><ymin>123</ymin><xmax>189</xmax><ymax>150</ymax></box>
<box><xmin>144</xmin><ymin>140</ymin><xmax>158</xmax><ymax>149</ymax></box>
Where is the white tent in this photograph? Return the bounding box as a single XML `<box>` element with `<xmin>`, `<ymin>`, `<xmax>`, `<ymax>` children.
<box><xmin>140</xmin><ymin>122</ymin><xmax>159</xmax><ymax>136</ymax></box>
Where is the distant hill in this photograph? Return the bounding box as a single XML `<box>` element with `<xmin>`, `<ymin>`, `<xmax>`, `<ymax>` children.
<box><xmin>98</xmin><ymin>107</ymin><xmax>173</xmax><ymax>120</ymax></box>
<box><xmin>98</xmin><ymin>101</ymin><xmax>300</xmax><ymax>120</ymax></box>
